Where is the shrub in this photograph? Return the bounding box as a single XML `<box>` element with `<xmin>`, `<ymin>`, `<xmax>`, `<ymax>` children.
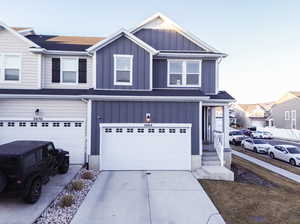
<box><xmin>81</xmin><ymin>171</ymin><xmax>94</xmax><ymax>180</ymax></box>
<box><xmin>70</xmin><ymin>180</ymin><xmax>85</xmax><ymax>191</ymax></box>
<box><xmin>59</xmin><ymin>194</ymin><xmax>75</xmax><ymax>208</ymax></box>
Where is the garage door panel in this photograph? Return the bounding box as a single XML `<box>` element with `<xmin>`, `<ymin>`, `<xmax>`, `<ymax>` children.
<box><xmin>0</xmin><ymin>121</ymin><xmax>85</xmax><ymax>164</ymax></box>
<box><xmin>100</xmin><ymin>124</ymin><xmax>191</xmax><ymax>170</ymax></box>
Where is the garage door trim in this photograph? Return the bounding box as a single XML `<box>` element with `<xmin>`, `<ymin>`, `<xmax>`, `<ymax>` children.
<box><xmin>99</xmin><ymin>123</ymin><xmax>192</xmax><ymax>171</ymax></box>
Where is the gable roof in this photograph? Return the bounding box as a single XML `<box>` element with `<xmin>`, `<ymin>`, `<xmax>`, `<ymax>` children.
<box><xmin>26</xmin><ymin>35</ymin><xmax>104</xmax><ymax>51</ymax></box>
<box><xmin>274</xmin><ymin>91</ymin><xmax>300</xmax><ymax>105</ymax></box>
<box><xmin>87</xmin><ymin>28</ymin><xmax>159</xmax><ymax>54</ymax></box>
<box><xmin>130</xmin><ymin>13</ymin><xmax>222</xmax><ymax>54</ymax></box>
<box><xmin>0</xmin><ymin>21</ymin><xmax>40</xmax><ymax>48</ymax></box>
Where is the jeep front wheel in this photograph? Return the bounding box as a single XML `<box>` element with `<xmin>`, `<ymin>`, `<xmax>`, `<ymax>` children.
<box><xmin>23</xmin><ymin>178</ymin><xmax>42</xmax><ymax>204</ymax></box>
<box><xmin>0</xmin><ymin>170</ymin><xmax>7</xmax><ymax>192</ymax></box>
<box><xmin>58</xmin><ymin>158</ymin><xmax>69</xmax><ymax>174</ymax></box>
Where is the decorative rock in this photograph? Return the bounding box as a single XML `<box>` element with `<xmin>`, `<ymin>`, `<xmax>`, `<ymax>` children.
<box><xmin>33</xmin><ymin>168</ymin><xmax>100</xmax><ymax>224</ymax></box>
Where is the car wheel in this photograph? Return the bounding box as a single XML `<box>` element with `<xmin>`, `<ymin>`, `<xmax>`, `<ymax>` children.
<box><xmin>254</xmin><ymin>147</ymin><xmax>258</xmax><ymax>153</ymax></box>
<box><xmin>23</xmin><ymin>178</ymin><xmax>42</xmax><ymax>204</ymax></box>
<box><xmin>0</xmin><ymin>170</ymin><xmax>7</xmax><ymax>192</ymax></box>
<box><xmin>58</xmin><ymin>158</ymin><xmax>69</xmax><ymax>174</ymax></box>
<box><xmin>270</xmin><ymin>152</ymin><xmax>275</xmax><ymax>159</ymax></box>
<box><xmin>290</xmin><ymin>159</ymin><xmax>296</xmax><ymax>166</ymax></box>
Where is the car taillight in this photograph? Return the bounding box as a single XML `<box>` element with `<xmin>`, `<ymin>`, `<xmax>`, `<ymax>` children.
<box><xmin>16</xmin><ymin>180</ymin><xmax>22</xmax><ymax>184</ymax></box>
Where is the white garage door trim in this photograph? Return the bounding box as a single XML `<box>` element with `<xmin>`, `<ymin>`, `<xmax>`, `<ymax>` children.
<box><xmin>99</xmin><ymin>123</ymin><xmax>192</xmax><ymax>171</ymax></box>
<box><xmin>0</xmin><ymin>119</ymin><xmax>86</xmax><ymax>164</ymax></box>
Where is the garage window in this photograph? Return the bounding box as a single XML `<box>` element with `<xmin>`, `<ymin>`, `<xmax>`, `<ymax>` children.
<box><xmin>8</xmin><ymin>122</ymin><xmax>15</xmax><ymax>127</ymax></box>
<box><xmin>30</xmin><ymin>122</ymin><xmax>37</xmax><ymax>127</ymax></box>
<box><xmin>114</xmin><ymin>54</ymin><xmax>133</xmax><ymax>86</ymax></box>
<box><xmin>0</xmin><ymin>122</ymin><xmax>3</xmax><ymax>127</ymax></box>
<box><xmin>19</xmin><ymin>122</ymin><xmax>26</xmax><ymax>127</ymax></box>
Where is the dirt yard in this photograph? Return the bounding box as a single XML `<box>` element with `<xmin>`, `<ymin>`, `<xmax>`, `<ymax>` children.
<box><xmin>200</xmin><ymin>155</ymin><xmax>300</xmax><ymax>224</ymax></box>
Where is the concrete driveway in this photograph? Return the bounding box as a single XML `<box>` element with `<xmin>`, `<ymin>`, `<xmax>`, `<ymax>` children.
<box><xmin>0</xmin><ymin>165</ymin><xmax>81</xmax><ymax>224</ymax></box>
<box><xmin>71</xmin><ymin>171</ymin><xmax>225</xmax><ymax>224</ymax></box>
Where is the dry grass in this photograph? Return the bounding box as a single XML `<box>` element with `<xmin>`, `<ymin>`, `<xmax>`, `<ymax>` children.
<box><xmin>70</xmin><ymin>180</ymin><xmax>85</xmax><ymax>191</ymax></box>
<box><xmin>200</xmin><ymin>156</ymin><xmax>300</xmax><ymax>224</ymax></box>
<box><xmin>59</xmin><ymin>194</ymin><xmax>75</xmax><ymax>208</ymax></box>
<box><xmin>232</xmin><ymin>145</ymin><xmax>300</xmax><ymax>176</ymax></box>
<box><xmin>81</xmin><ymin>171</ymin><xmax>94</xmax><ymax>180</ymax></box>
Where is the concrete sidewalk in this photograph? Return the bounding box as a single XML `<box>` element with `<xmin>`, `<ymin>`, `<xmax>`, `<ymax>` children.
<box><xmin>232</xmin><ymin>150</ymin><xmax>300</xmax><ymax>184</ymax></box>
<box><xmin>71</xmin><ymin>171</ymin><xmax>225</xmax><ymax>224</ymax></box>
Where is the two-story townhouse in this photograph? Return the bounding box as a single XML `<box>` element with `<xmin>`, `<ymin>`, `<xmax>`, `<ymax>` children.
<box><xmin>269</xmin><ymin>91</ymin><xmax>300</xmax><ymax>130</ymax></box>
<box><xmin>0</xmin><ymin>13</ymin><xmax>234</xmax><ymax>179</ymax></box>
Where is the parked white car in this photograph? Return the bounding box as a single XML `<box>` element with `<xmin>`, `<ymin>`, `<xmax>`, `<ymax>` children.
<box><xmin>229</xmin><ymin>131</ymin><xmax>247</xmax><ymax>145</ymax></box>
<box><xmin>251</xmin><ymin>131</ymin><xmax>273</xmax><ymax>139</ymax></box>
<box><xmin>241</xmin><ymin>138</ymin><xmax>271</xmax><ymax>153</ymax></box>
<box><xmin>269</xmin><ymin>145</ymin><xmax>300</xmax><ymax>166</ymax></box>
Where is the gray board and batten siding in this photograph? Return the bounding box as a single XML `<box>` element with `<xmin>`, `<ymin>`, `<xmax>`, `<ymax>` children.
<box><xmin>90</xmin><ymin>101</ymin><xmax>200</xmax><ymax>155</ymax></box>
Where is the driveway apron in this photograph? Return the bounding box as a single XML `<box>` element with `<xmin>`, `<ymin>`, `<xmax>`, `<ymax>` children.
<box><xmin>71</xmin><ymin>171</ymin><xmax>225</xmax><ymax>224</ymax></box>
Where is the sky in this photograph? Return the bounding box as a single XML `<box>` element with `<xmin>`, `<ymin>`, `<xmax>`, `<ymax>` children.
<box><xmin>1</xmin><ymin>0</ymin><xmax>300</xmax><ymax>104</ymax></box>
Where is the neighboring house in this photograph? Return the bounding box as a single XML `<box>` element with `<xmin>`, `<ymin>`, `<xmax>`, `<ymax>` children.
<box><xmin>232</xmin><ymin>103</ymin><xmax>273</xmax><ymax>128</ymax></box>
<box><xmin>0</xmin><ymin>13</ymin><xmax>234</xmax><ymax>175</ymax></box>
<box><xmin>269</xmin><ymin>91</ymin><xmax>300</xmax><ymax>130</ymax></box>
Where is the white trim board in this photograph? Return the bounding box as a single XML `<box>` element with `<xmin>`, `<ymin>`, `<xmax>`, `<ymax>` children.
<box><xmin>0</xmin><ymin>94</ymin><xmax>209</xmax><ymax>102</ymax></box>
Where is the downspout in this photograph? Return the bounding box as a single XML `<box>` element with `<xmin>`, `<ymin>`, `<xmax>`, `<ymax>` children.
<box><xmin>81</xmin><ymin>98</ymin><xmax>89</xmax><ymax>167</ymax></box>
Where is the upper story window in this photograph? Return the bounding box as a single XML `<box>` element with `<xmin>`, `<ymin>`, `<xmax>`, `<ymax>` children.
<box><xmin>285</xmin><ymin>111</ymin><xmax>290</xmax><ymax>120</ymax></box>
<box><xmin>52</xmin><ymin>57</ymin><xmax>87</xmax><ymax>84</ymax></box>
<box><xmin>61</xmin><ymin>58</ymin><xmax>78</xmax><ymax>83</ymax></box>
<box><xmin>167</xmin><ymin>60</ymin><xmax>201</xmax><ymax>87</ymax></box>
<box><xmin>114</xmin><ymin>54</ymin><xmax>133</xmax><ymax>86</ymax></box>
<box><xmin>1</xmin><ymin>54</ymin><xmax>21</xmax><ymax>82</ymax></box>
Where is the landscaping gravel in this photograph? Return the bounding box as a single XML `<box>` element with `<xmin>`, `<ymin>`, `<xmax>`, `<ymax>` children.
<box><xmin>33</xmin><ymin>168</ymin><xmax>100</xmax><ymax>224</ymax></box>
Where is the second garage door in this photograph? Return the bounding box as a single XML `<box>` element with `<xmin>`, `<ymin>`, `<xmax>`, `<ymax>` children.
<box><xmin>0</xmin><ymin>120</ymin><xmax>85</xmax><ymax>164</ymax></box>
<box><xmin>99</xmin><ymin>123</ymin><xmax>192</xmax><ymax>170</ymax></box>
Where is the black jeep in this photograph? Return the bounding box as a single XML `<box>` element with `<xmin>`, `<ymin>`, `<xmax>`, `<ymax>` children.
<box><xmin>0</xmin><ymin>141</ymin><xmax>69</xmax><ymax>203</ymax></box>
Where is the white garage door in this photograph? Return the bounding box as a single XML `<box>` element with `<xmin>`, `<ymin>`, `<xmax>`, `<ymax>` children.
<box><xmin>0</xmin><ymin>120</ymin><xmax>85</xmax><ymax>164</ymax></box>
<box><xmin>100</xmin><ymin>123</ymin><xmax>192</xmax><ymax>170</ymax></box>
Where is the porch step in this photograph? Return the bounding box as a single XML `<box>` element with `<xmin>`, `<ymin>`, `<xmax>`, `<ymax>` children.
<box><xmin>192</xmin><ymin>166</ymin><xmax>234</xmax><ymax>181</ymax></box>
<box><xmin>202</xmin><ymin>160</ymin><xmax>221</xmax><ymax>166</ymax></box>
<box><xmin>202</xmin><ymin>151</ymin><xmax>221</xmax><ymax>166</ymax></box>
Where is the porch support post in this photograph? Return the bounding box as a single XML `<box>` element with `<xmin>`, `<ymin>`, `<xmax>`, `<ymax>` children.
<box><xmin>199</xmin><ymin>101</ymin><xmax>203</xmax><ymax>156</ymax></box>
<box><xmin>223</xmin><ymin>104</ymin><xmax>230</xmax><ymax>148</ymax></box>
<box><xmin>211</xmin><ymin>106</ymin><xmax>216</xmax><ymax>140</ymax></box>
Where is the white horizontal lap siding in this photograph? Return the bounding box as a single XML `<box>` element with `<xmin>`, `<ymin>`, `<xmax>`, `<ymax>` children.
<box><xmin>42</xmin><ymin>55</ymin><xmax>93</xmax><ymax>89</ymax></box>
<box><xmin>0</xmin><ymin>99</ymin><xmax>86</xmax><ymax>119</ymax></box>
<box><xmin>0</xmin><ymin>29</ymin><xmax>39</xmax><ymax>89</ymax></box>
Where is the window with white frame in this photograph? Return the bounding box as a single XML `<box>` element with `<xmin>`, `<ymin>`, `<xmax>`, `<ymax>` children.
<box><xmin>61</xmin><ymin>58</ymin><xmax>78</xmax><ymax>83</ymax></box>
<box><xmin>2</xmin><ymin>54</ymin><xmax>21</xmax><ymax>81</ymax></box>
<box><xmin>114</xmin><ymin>54</ymin><xmax>133</xmax><ymax>85</ymax></box>
<box><xmin>292</xmin><ymin>110</ymin><xmax>296</xmax><ymax>120</ymax></box>
<box><xmin>285</xmin><ymin>111</ymin><xmax>290</xmax><ymax>120</ymax></box>
<box><xmin>168</xmin><ymin>60</ymin><xmax>201</xmax><ymax>87</ymax></box>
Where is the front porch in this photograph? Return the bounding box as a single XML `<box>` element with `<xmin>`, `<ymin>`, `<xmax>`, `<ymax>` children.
<box><xmin>193</xmin><ymin>104</ymin><xmax>234</xmax><ymax>181</ymax></box>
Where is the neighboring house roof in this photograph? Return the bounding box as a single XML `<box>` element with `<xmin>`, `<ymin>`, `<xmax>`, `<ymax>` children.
<box><xmin>26</xmin><ymin>35</ymin><xmax>105</xmax><ymax>51</ymax></box>
<box><xmin>0</xmin><ymin>89</ymin><xmax>234</xmax><ymax>100</ymax></box>
<box><xmin>235</xmin><ymin>103</ymin><xmax>267</xmax><ymax>118</ymax></box>
<box><xmin>11</xmin><ymin>27</ymin><xmax>32</xmax><ymax>32</ymax></box>
<box><xmin>275</xmin><ymin>91</ymin><xmax>300</xmax><ymax>105</ymax></box>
